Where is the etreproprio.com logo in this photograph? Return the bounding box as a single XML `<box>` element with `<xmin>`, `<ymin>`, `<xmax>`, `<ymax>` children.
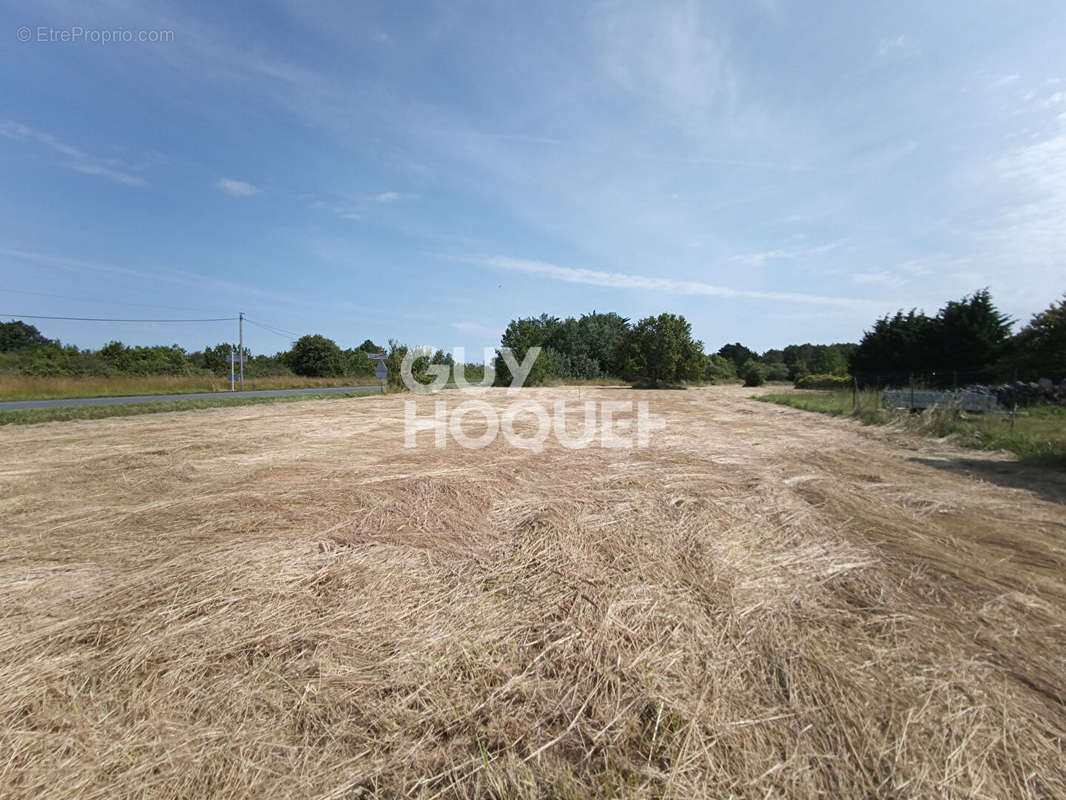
<box><xmin>399</xmin><ymin>346</ymin><xmax>666</xmax><ymax>451</ymax></box>
<box><xmin>17</xmin><ymin>26</ymin><xmax>175</xmax><ymax>44</ymax></box>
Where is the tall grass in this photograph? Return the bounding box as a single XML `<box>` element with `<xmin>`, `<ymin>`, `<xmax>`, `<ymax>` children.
<box><xmin>757</xmin><ymin>389</ymin><xmax>1066</xmax><ymax>463</ymax></box>
<box><xmin>0</xmin><ymin>390</ymin><xmax>377</xmax><ymax>425</ymax></box>
<box><xmin>0</xmin><ymin>374</ymin><xmax>378</xmax><ymax>401</ymax></box>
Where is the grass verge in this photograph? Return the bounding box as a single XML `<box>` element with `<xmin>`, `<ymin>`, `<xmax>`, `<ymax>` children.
<box><xmin>0</xmin><ymin>390</ymin><xmax>376</xmax><ymax>426</ymax></box>
<box><xmin>0</xmin><ymin>374</ymin><xmax>378</xmax><ymax>401</ymax></box>
<box><xmin>757</xmin><ymin>389</ymin><xmax>1066</xmax><ymax>464</ymax></box>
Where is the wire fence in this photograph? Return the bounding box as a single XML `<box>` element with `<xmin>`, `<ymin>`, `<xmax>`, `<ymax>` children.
<box><xmin>853</xmin><ymin>368</ymin><xmax>1066</xmax><ymax>391</ymax></box>
<box><xmin>851</xmin><ymin>367</ymin><xmax>1066</xmax><ymax>411</ymax></box>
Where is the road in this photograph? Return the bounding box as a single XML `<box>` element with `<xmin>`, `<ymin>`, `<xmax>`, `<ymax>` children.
<box><xmin>0</xmin><ymin>385</ymin><xmax>381</xmax><ymax>411</ymax></box>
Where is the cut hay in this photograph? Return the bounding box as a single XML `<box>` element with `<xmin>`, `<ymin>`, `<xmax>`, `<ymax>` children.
<box><xmin>0</xmin><ymin>386</ymin><xmax>1063</xmax><ymax>798</ymax></box>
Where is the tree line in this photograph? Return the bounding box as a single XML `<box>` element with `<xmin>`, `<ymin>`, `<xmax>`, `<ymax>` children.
<box><xmin>488</xmin><ymin>289</ymin><xmax>1063</xmax><ymax>388</ymax></box>
<box><xmin>486</xmin><ymin>311</ymin><xmax>855</xmax><ymax>387</ymax></box>
<box><xmin>0</xmin><ymin>322</ymin><xmax>387</xmax><ymax>379</ymax></box>
<box><xmin>1</xmin><ymin>288</ymin><xmax>1062</xmax><ymax>388</ymax></box>
<box><xmin>848</xmin><ymin>288</ymin><xmax>1060</xmax><ymax>385</ymax></box>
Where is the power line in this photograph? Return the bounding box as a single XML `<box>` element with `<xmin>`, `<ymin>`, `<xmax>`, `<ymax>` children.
<box><xmin>244</xmin><ymin>317</ymin><xmax>301</xmax><ymax>338</ymax></box>
<box><xmin>0</xmin><ymin>314</ymin><xmax>237</xmax><ymax>322</ymax></box>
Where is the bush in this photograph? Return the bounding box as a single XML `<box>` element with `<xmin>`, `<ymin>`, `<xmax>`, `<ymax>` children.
<box><xmin>286</xmin><ymin>335</ymin><xmax>345</xmax><ymax>377</ymax></box>
<box><xmin>740</xmin><ymin>360</ymin><xmax>767</xmax><ymax>387</ymax></box>
<box><xmin>702</xmin><ymin>354</ymin><xmax>736</xmax><ymax>383</ymax></box>
<box><xmin>795</xmin><ymin>374</ymin><xmax>853</xmax><ymax>390</ymax></box>
<box><xmin>623</xmin><ymin>313</ymin><xmax>704</xmax><ymax>386</ymax></box>
<box><xmin>765</xmin><ymin>361</ymin><xmax>790</xmax><ymax>382</ymax></box>
<box><xmin>0</xmin><ymin>321</ymin><xmax>49</xmax><ymax>351</ymax></box>
<box><xmin>98</xmin><ymin>341</ymin><xmax>197</xmax><ymax>376</ymax></box>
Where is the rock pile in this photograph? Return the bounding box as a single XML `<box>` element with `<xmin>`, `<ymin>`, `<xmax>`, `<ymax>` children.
<box><xmin>964</xmin><ymin>379</ymin><xmax>1066</xmax><ymax>407</ymax></box>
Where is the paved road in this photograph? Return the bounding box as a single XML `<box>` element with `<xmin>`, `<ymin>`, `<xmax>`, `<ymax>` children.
<box><xmin>0</xmin><ymin>385</ymin><xmax>381</xmax><ymax>411</ymax></box>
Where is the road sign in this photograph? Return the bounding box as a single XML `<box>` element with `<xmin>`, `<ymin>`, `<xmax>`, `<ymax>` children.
<box><xmin>375</xmin><ymin>362</ymin><xmax>388</xmax><ymax>380</ymax></box>
<box><xmin>367</xmin><ymin>353</ymin><xmax>386</xmax><ymax>361</ymax></box>
<box><xmin>228</xmin><ymin>353</ymin><xmax>247</xmax><ymax>364</ymax></box>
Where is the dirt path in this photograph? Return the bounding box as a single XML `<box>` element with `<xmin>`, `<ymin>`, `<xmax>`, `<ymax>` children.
<box><xmin>1</xmin><ymin>386</ymin><xmax>1064</xmax><ymax>798</ymax></box>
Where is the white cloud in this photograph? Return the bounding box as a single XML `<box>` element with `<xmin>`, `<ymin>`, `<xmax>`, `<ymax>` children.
<box><xmin>216</xmin><ymin>178</ymin><xmax>260</xmax><ymax>197</ymax></box>
<box><xmin>968</xmin><ymin>119</ymin><xmax>1066</xmax><ymax>314</ymax></box>
<box><xmin>729</xmin><ymin>241</ymin><xmax>841</xmax><ymax>266</ymax></box>
<box><xmin>851</xmin><ymin>270</ymin><xmax>908</xmax><ymax>288</ymax></box>
<box><xmin>0</xmin><ymin>121</ymin><xmax>146</xmax><ymax>186</ymax></box>
<box><xmin>374</xmin><ymin>191</ymin><xmax>418</xmax><ymax>203</ymax></box>
<box><xmin>592</xmin><ymin>0</ymin><xmax>734</xmax><ymax>127</ymax></box>
<box><xmin>877</xmin><ymin>35</ymin><xmax>908</xmax><ymax>56</ymax></box>
<box><xmin>469</xmin><ymin>255</ymin><xmax>885</xmax><ymax>308</ymax></box>
<box><xmin>307</xmin><ymin>191</ymin><xmax>415</xmax><ymax>220</ymax></box>
<box><xmin>989</xmin><ymin>74</ymin><xmax>1021</xmax><ymax>90</ymax></box>
<box><xmin>0</xmin><ymin>245</ymin><xmax>323</xmax><ymax>314</ymax></box>
<box><xmin>853</xmin><ymin>139</ymin><xmax>918</xmax><ymax>172</ymax></box>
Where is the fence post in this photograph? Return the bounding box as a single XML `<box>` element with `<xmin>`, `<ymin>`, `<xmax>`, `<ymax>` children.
<box><xmin>852</xmin><ymin>377</ymin><xmax>858</xmax><ymax>410</ymax></box>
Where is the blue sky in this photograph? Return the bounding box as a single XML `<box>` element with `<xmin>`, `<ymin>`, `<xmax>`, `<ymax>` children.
<box><xmin>2</xmin><ymin>0</ymin><xmax>1064</xmax><ymax>357</ymax></box>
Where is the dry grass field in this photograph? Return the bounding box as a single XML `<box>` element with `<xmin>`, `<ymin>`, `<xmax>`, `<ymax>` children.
<box><xmin>1</xmin><ymin>385</ymin><xmax>1064</xmax><ymax>798</ymax></box>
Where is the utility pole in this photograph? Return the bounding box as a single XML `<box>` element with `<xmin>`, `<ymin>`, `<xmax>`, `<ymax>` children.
<box><xmin>239</xmin><ymin>312</ymin><xmax>245</xmax><ymax>391</ymax></box>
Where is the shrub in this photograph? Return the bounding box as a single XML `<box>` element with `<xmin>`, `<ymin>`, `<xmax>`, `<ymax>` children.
<box><xmin>623</xmin><ymin>313</ymin><xmax>704</xmax><ymax>386</ymax></box>
<box><xmin>740</xmin><ymin>360</ymin><xmax>767</xmax><ymax>387</ymax></box>
<box><xmin>795</xmin><ymin>373</ymin><xmax>853</xmax><ymax>390</ymax></box>
<box><xmin>286</xmin><ymin>335</ymin><xmax>345</xmax><ymax>377</ymax></box>
<box><xmin>0</xmin><ymin>321</ymin><xmax>49</xmax><ymax>351</ymax></box>
<box><xmin>98</xmin><ymin>341</ymin><xmax>196</xmax><ymax>376</ymax></box>
<box><xmin>703</xmin><ymin>354</ymin><xmax>736</xmax><ymax>383</ymax></box>
<box><xmin>765</xmin><ymin>361</ymin><xmax>790</xmax><ymax>382</ymax></box>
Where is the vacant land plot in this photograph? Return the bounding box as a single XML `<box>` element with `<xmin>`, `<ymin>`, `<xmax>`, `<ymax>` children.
<box><xmin>1</xmin><ymin>386</ymin><xmax>1064</xmax><ymax>798</ymax></box>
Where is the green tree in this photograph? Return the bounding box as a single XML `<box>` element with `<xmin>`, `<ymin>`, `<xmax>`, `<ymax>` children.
<box><xmin>197</xmin><ymin>343</ymin><xmax>236</xmax><ymax>375</ymax></box>
<box><xmin>764</xmin><ymin>361</ymin><xmax>790</xmax><ymax>381</ymax></box>
<box><xmin>342</xmin><ymin>348</ymin><xmax>375</xmax><ymax>377</ymax></box>
<box><xmin>381</xmin><ymin>341</ymin><xmax>443</xmax><ymax>390</ymax></box>
<box><xmin>717</xmin><ymin>342</ymin><xmax>759</xmax><ymax>370</ymax></box>
<box><xmin>740</xmin><ymin>360</ymin><xmax>767</xmax><ymax>387</ymax></box>
<box><xmin>578</xmin><ymin>311</ymin><xmax>630</xmax><ymax>376</ymax></box>
<box><xmin>493</xmin><ymin>315</ymin><xmax>561</xmax><ymax>386</ymax></box>
<box><xmin>357</xmin><ymin>339</ymin><xmax>382</xmax><ymax>355</ymax></box>
<box><xmin>491</xmin><ymin>311</ymin><xmax>631</xmax><ymax>381</ymax></box>
<box><xmin>384</xmin><ymin>339</ymin><xmax>408</xmax><ymax>389</ymax></box>
<box><xmin>703</xmin><ymin>353</ymin><xmax>737</xmax><ymax>383</ymax></box>
<box><xmin>851</xmin><ymin>290</ymin><xmax>1011</xmax><ymax>380</ymax></box>
<box><xmin>98</xmin><ymin>341</ymin><xmax>194</xmax><ymax>375</ymax></box>
<box><xmin>928</xmin><ymin>288</ymin><xmax>1012</xmax><ymax>372</ymax></box>
<box><xmin>1012</xmin><ymin>293</ymin><xmax>1066</xmax><ymax>378</ymax></box>
<box><xmin>0</xmin><ymin>320</ymin><xmax>49</xmax><ymax>351</ymax></box>
<box><xmin>624</xmin><ymin>313</ymin><xmax>703</xmax><ymax>386</ymax></box>
<box><xmin>850</xmin><ymin>309</ymin><xmax>935</xmax><ymax>376</ymax></box>
<box><xmin>813</xmin><ymin>347</ymin><xmax>848</xmax><ymax>376</ymax></box>
<box><xmin>286</xmin><ymin>334</ymin><xmax>345</xmax><ymax>377</ymax></box>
